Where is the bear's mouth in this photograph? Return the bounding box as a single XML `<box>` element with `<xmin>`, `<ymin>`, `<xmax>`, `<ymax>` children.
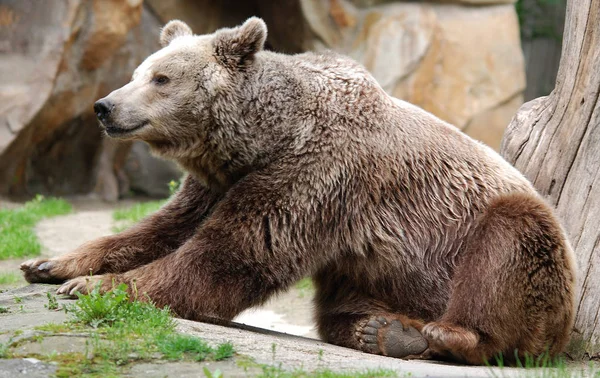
<box><xmin>104</xmin><ymin>120</ymin><xmax>149</xmax><ymax>137</ymax></box>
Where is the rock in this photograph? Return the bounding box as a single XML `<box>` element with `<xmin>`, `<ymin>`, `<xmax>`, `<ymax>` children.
<box><xmin>0</xmin><ymin>359</ymin><xmax>57</xmax><ymax>378</ymax></box>
<box><xmin>0</xmin><ymin>1</ymin><xmax>161</xmax><ymax>197</ymax></box>
<box><xmin>177</xmin><ymin>319</ymin><xmax>525</xmax><ymax>377</ymax></box>
<box><xmin>93</xmin><ymin>139</ymin><xmax>133</xmax><ymax>203</ymax></box>
<box><xmin>80</xmin><ymin>0</ymin><xmax>143</xmax><ymax>71</ymax></box>
<box><xmin>297</xmin><ymin>0</ymin><xmax>525</xmax><ymax>148</ymax></box>
<box><xmin>393</xmin><ymin>4</ymin><xmax>525</xmax><ymax>134</ymax></box>
<box><xmin>463</xmin><ymin>94</ymin><xmax>524</xmax><ymax>150</ymax></box>
<box><xmin>0</xmin><ymin>284</ymin><xmax>69</xmax><ymax>336</ymax></box>
<box><xmin>349</xmin><ymin>0</ymin><xmax>517</xmax><ymax>6</ymax></box>
<box><xmin>124</xmin><ymin>142</ymin><xmax>182</xmax><ymax>199</ymax></box>
<box><xmin>12</xmin><ymin>336</ymin><xmax>90</xmax><ymax>356</ymax></box>
<box><xmin>128</xmin><ymin>361</ymin><xmax>259</xmax><ymax>378</ymax></box>
<box><xmin>146</xmin><ymin>0</ymin><xmax>259</xmax><ymax>35</ymax></box>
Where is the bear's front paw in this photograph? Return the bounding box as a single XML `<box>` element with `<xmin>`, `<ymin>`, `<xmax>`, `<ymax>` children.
<box><xmin>20</xmin><ymin>258</ymin><xmax>73</xmax><ymax>284</ymax></box>
<box><xmin>56</xmin><ymin>275</ymin><xmax>112</xmax><ymax>298</ymax></box>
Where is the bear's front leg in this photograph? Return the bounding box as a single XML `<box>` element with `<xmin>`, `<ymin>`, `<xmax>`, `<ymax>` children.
<box><xmin>55</xmin><ymin>172</ymin><xmax>329</xmax><ymax>320</ymax></box>
<box><xmin>21</xmin><ymin>239</ymin><xmax>112</xmax><ymax>284</ymax></box>
<box><xmin>21</xmin><ymin>176</ymin><xmax>221</xmax><ymax>284</ymax></box>
<box><xmin>56</xmin><ymin>221</ymin><xmax>304</xmax><ymax>319</ymax></box>
<box><xmin>56</xmin><ymin>236</ymin><xmax>287</xmax><ymax>319</ymax></box>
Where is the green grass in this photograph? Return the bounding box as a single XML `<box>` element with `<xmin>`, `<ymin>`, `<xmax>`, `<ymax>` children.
<box><xmin>257</xmin><ymin>366</ymin><xmax>398</xmax><ymax>378</ymax></box>
<box><xmin>157</xmin><ymin>334</ymin><xmax>234</xmax><ymax>361</ymax></box>
<box><xmin>236</xmin><ymin>353</ymin><xmax>399</xmax><ymax>378</ymax></box>
<box><xmin>5</xmin><ymin>283</ymin><xmax>397</xmax><ymax>378</ymax></box>
<box><xmin>0</xmin><ymin>195</ymin><xmax>72</xmax><ymax>260</ymax></box>
<box><xmin>485</xmin><ymin>351</ymin><xmax>599</xmax><ymax>378</ymax></box>
<box><xmin>113</xmin><ymin>201</ymin><xmax>165</xmax><ymax>225</ymax></box>
<box><xmin>0</xmin><ymin>341</ymin><xmax>8</xmax><ymax>358</ymax></box>
<box><xmin>15</xmin><ymin>283</ymin><xmax>233</xmax><ymax>376</ymax></box>
<box><xmin>45</xmin><ymin>292</ymin><xmax>59</xmax><ymax>310</ymax></box>
<box><xmin>237</xmin><ymin>343</ymin><xmax>399</xmax><ymax>378</ymax></box>
<box><xmin>112</xmin><ymin>179</ymin><xmax>180</xmax><ymax>233</ymax></box>
<box><xmin>112</xmin><ymin>200</ymin><xmax>166</xmax><ymax>232</ymax></box>
<box><xmin>0</xmin><ymin>272</ymin><xmax>23</xmax><ymax>286</ymax></box>
<box><xmin>295</xmin><ymin>278</ymin><xmax>315</xmax><ymax>298</ymax></box>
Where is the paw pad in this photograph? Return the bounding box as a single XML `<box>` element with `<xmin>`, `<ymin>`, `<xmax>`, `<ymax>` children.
<box><xmin>356</xmin><ymin>315</ymin><xmax>428</xmax><ymax>358</ymax></box>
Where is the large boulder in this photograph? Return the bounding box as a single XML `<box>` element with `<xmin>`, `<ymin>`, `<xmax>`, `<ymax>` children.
<box><xmin>0</xmin><ymin>0</ymin><xmax>179</xmax><ymax>199</ymax></box>
<box><xmin>125</xmin><ymin>141</ymin><xmax>183</xmax><ymax>198</ymax></box>
<box><xmin>294</xmin><ymin>0</ymin><xmax>525</xmax><ymax>149</ymax></box>
<box><xmin>350</xmin><ymin>0</ymin><xmax>517</xmax><ymax>5</ymax></box>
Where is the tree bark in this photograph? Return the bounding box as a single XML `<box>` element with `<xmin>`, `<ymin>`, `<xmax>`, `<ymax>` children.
<box><xmin>501</xmin><ymin>0</ymin><xmax>600</xmax><ymax>359</ymax></box>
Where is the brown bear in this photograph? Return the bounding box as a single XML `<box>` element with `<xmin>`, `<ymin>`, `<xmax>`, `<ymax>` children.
<box><xmin>21</xmin><ymin>18</ymin><xmax>576</xmax><ymax>365</ymax></box>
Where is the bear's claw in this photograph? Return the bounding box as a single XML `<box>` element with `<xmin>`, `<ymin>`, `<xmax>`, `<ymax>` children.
<box><xmin>20</xmin><ymin>258</ymin><xmax>64</xmax><ymax>284</ymax></box>
<box><xmin>37</xmin><ymin>262</ymin><xmax>52</xmax><ymax>271</ymax></box>
<box><xmin>56</xmin><ymin>275</ymin><xmax>104</xmax><ymax>297</ymax></box>
<box><xmin>356</xmin><ymin>315</ymin><xmax>428</xmax><ymax>358</ymax></box>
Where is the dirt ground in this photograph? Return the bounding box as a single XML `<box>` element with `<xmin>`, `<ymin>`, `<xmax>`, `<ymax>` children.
<box><xmin>0</xmin><ymin>196</ymin><xmax>317</xmax><ymax>339</ymax></box>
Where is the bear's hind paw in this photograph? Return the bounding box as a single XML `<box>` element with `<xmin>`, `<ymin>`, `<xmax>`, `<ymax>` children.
<box><xmin>356</xmin><ymin>315</ymin><xmax>428</xmax><ymax>358</ymax></box>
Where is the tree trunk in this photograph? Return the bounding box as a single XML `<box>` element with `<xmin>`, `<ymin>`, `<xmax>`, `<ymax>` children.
<box><xmin>500</xmin><ymin>0</ymin><xmax>600</xmax><ymax>359</ymax></box>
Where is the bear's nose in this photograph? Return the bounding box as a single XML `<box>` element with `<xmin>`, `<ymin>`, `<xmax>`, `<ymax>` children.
<box><xmin>94</xmin><ymin>99</ymin><xmax>114</xmax><ymax>121</ymax></box>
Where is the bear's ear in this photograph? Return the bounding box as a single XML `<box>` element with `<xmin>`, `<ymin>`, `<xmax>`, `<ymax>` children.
<box><xmin>160</xmin><ymin>20</ymin><xmax>193</xmax><ymax>47</ymax></box>
<box><xmin>212</xmin><ymin>17</ymin><xmax>267</xmax><ymax>68</ymax></box>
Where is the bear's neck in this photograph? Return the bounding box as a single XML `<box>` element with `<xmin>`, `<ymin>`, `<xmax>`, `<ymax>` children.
<box><xmin>176</xmin><ymin>152</ymin><xmax>257</xmax><ymax>194</ymax></box>
<box><xmin>174</xmin><ymin>57</ymin><xmax>319</xmax><ymax>192</ymax></box>
<box><xmin>177</xmin><ymin>71</ymin><xmax>291</xmax><ymax>191</ymax></box>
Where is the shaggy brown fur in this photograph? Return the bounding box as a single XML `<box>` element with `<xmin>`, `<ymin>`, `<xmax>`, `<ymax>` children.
<box><xmin>21</xmin><ymin>18</ymin><xmax>576</xmax><ymax>365</ymax></box>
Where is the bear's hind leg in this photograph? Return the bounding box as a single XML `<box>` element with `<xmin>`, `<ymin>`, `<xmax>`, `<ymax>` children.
<box><xmin>314</xmin><ymin>272</ymin><xmax>428</xmax><ymax>358</ymax></box>
<box><xmin>422</xmin><ymin>193</ymin><xmax>575</xmax><ymax>365</ymax></box>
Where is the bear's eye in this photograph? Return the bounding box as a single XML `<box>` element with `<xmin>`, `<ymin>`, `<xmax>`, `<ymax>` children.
<box><xmin>152</xmin><ymin>75</ymin><xmax>170</xmax><ymax>86</ymax></box>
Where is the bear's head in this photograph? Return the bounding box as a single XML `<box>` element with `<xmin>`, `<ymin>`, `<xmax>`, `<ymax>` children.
<box><xmin>94</xmin><ymin>18</ymin><xmax>270</xmax><ymax>186</ymax></box>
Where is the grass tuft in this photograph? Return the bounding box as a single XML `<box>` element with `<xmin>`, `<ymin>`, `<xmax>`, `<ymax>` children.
<box><xmin>214</xmin><ymin>342</ymin><xmax>235</xmax><ymax>361</ymax></box>
<box><xmin>16</xmin><ymin>283</ymin><xmax>235</xmax><ymax>375</ymax></box>
<box><xmin>484</xmin><ymin>350</ymin><xmax>595</xmax><ymax>378</ymax></box>
<box><xmin>112</xmin><ymin>201</ymin><xmax>165</xmax><ymax>224</ymax></box>
<box><xmin>157</xmin><ymin>333</ymin><xmax>214</xmax><ymax>361</ymax></box>
<box><xmin>257</xmin><ymin>365</ymin><xmax>398</xmax><ymax>378</ymax></box>
<box><xmin>0</xmin><ymin>195</ymin><xmax>72</xmax><ymax>260</ymax></box>
<box><xmin>35</xmin><ymin>323</ymin><xmax>74</xmax><ymax>333</ymax></box>
<box><xmin>45</xmin><ymin>292</ymin><xmax>59</xmax><ymax>310</ymax></box>
<box><xmin>0</xmin><ymin>341</ymin><xmax>9</xmax><ymax>358</ymax></box>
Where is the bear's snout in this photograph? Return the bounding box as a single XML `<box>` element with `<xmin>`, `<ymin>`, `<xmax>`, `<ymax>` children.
<box><xmin>94</xmin><ymin>99</ymin><xmax>114</xmax><ymax>122</ymax></box>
